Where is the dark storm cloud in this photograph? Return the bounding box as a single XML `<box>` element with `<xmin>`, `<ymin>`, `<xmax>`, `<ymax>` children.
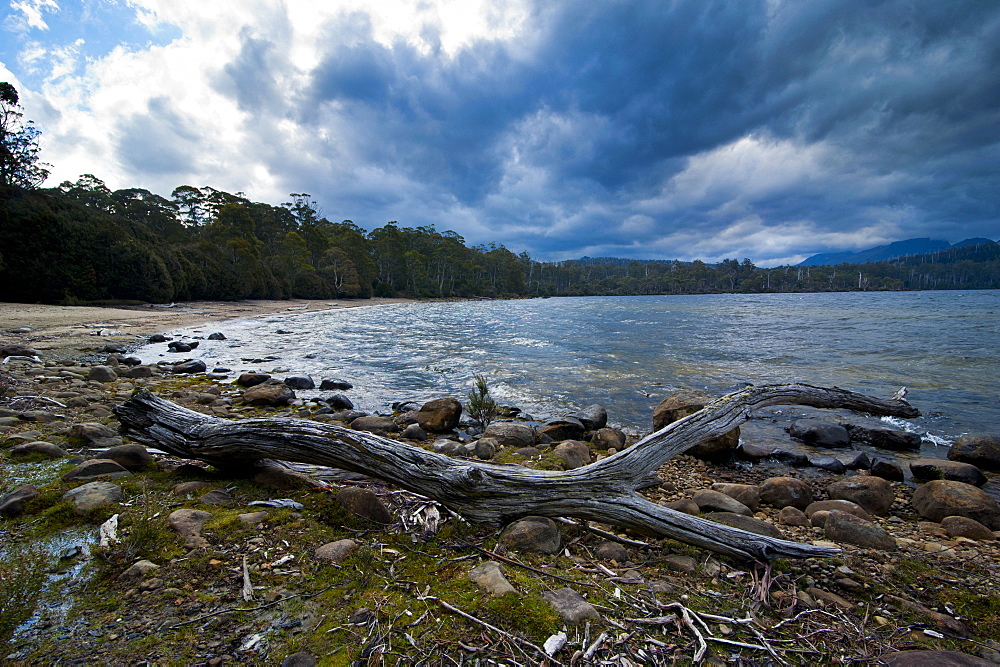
<box><xmin>257</xmin><ymin>0</ymin><xmax>1000</xmax><ymax>261</ymax></box>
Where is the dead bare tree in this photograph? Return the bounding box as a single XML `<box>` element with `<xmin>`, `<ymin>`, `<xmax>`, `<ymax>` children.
<box><xmin>113</xmin><ymin>383</ymin><xmax>919</xmax><ymax>561</ymax></box>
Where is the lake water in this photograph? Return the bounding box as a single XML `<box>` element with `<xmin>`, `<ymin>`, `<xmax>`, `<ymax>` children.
<box><xmin>142</xmin><ymin>290</ymin><xmax>999</xmax><ymax>458</ymax></box>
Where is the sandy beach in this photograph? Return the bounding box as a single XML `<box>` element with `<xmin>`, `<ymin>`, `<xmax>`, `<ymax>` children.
<box><xmin>0</xmin><ymin>298</ymin><xmax>410</xmax><ymax>358</ymax></box>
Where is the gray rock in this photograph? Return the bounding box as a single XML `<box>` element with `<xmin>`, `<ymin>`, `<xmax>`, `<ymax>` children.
<box><xmin>552</xmin><ymin>440</ymin><xmax>592</xmax><ymax>469</ymax></box>
<box><xmin>11</xmin><ymin>441</ymin><xmax>67</xmax><ymax>459</ymax></box>
<box><xmin>483</xmin><ymin>422</ymin><xmax>535</xmax><ymax>448</ymax></box>
<box><xmin>283</xmin><ymin>375</ymin><xmax>315</xmax><ymax>390</ymax></box>
<box><xmin>912</xmin><ymin>480</ymin><xmax>1000</xmax><ymax>529</ymax></box>
<box><xmin>845</xmin><ymin>424</ymin><xmax>922</xmax><ymax>450</ymax></box>
<box><xmin>947</xmin><ymin>434</ymin><xmax>1000</xmax><ymax>471</ymax></box>
<box><xmin>350</xmin><ymin>415</ymin><xmax>400</xmax><ymax>436</ymax></box>
<box><xmin>473</xmin><ymin>437</ymin><xmax>498</xmax><ymax>460</ymax></box>
<box><xmin>706</xmin><ymin>512</ymin><xmax>783</xmax><ymax>538</ymax></box>
<box><xmin>199</xmin><ymin>489</ymin><xmax>233</xmax><ymax>506</ymax></box>
<box><xmin>242</xmin><ymin>382</ymin><xmax>295</xmax><ymax>406</ymax></box>
<box><xmin>469</xmin><ymin>561</ymin><xmax>516</xmax><ymax>596</ymax></box>
<box><xmin>823</xmin><ymin>510</ymin><xmax>897</xmax><ymax>550</ymax></box>
<box><xmin>417</xmin><ymin>398</ymin><xmax>463</xmax><ymax>432</ymax></box>
<box><xmin>845</xmin><ymin>451</ymin><xmax>872</xmax><ymax>470</ymax></box>
<box><xmin>62</xmin><ymin>458</ymin><xmax>132</xmax><ymax>482</ymax></box>
<box><xmin>0</xmin><ymin>484</ymin><xmax>39</xmax><ymax>517</ymax></box>
<box><xmin>770</xmin><ymin>449</ymin><xmax>810</xmax><ymax>467</ymax></box>
<box><xmin>736</xmin><ymin>442</ymin><xmax>774</xmax><ymax>460</ymax></box>
<box><xmin>323</xmin><ymin>394</ymin><xmax>354</xmax><ymax>411</ymax></box>
<box><xmin>809</xmin><ymin>456</ymin><xmax>847</xmax><ymax>474</ymax></box>
<box><xmin>870</xmin><ymin>458</ymin><xmax>905</xmax><ymax>482</ymax></box>
<box><xmin>101</xmin><ymin>443</ymin><xmax>155</xmax><ymax>471</ymax></box>
<box><xmin>777</xmin><ymin>506</ymin><xmax>811</xmax><ymax>527</ymax></box>
<box><xmin>567</xmin><ymin>404</ymin><xmax>608</xmax><ymax>431</ymax></box>
<box><xmin>590</xmin><ymin>427</ymin><xmax>626</xmax><ymax>450</ymax></box>
<box><xmin>910</xmin><ymin>459</ymin><xmax>987</xmax><ymax>486</ymax></box>
<box><xmin>207</xmin><ymin>332</ymin><xmax>227</xmax><ymax>340</ymax></box>
<box><xmin>168</xmin><ymin>508</ymin><xmax>212</xmax><ymax>548</ymax></box>
<box><xmin>710</xmin><ymin>483</ymin><xmax>760</xmax><ymax>512</ymax></box>
<box><xmin>653</xmin><ymin>390</ymin><xmax>741</xmax><ymax>461</ymax></box>
<box><xmin>542</xmin><ymin>588</ymin><xmax>600</xmax><ymax>623</ymax></box>
<box><xmin>71</xmin><ymin>422</ymin><xmax>120</xmax><ymax>446</ymax></box>
<box><xmin>805</xmin><ymin>499</ymin><xmax>873</xmax><ymax>522</ymax></box>
<box><xmin>63</xmin><ymin>481</ymin><xmax>123</xmax><ymax>514</ymax></box>
<box><xmin>827</xmin><ymin>476</ymin><xmax>895</xmax><ymax>516</ymax></box>
<box><xmin>123</xmin><ymin>365</ymin><xmax>153</xmax><ymax>379</ymax></box>
<box><xmin>663</xmin><ymin>554</ymin><xmax>698</xmax><ymax>573</ymax></box>
<box><xmin>237</xmin><ymin>372</ymin><xmax>271</xmax><ymax>387</ymax></box>
<box><xmin>594</xmin><ymin>541</ymin><xmax>630</xmax><ymax>562</ymax></box>
<box><xmin>337</xmin><ymin>487</ymin><xmax>392</xmax><ymax>524</ymax></box>
<box><xmin>940</xmin><ymin>516</ymin><xmax>995</xmax><ymax>541</ymax></box>
<box><xmin>692</xmin><ymin>489</ymin><xmax>753</xmax><ymax>516</ymax></box>
<box><xmin>18</xmin><ymin>410</ymin><xmax>63</xmax><ymax>423</ymax></box>
<box><xmin>513</xmin><ymin>446</ymin><xmax>542</xmax><ymax>458</ymax></box>
<box><xmin>788</xmin><ymin>419</ymin><xmax>850</xmax><ymax>448</ymax></box>
<box><xmin>400</xmin><ymin>423</ymin><xmax>427</xmax><ymax>440</ymax></box>
<box><xmin>537</xmin><ymin>416</ymin><xmax>586</xmax><ymax>442</ymax></box>
<box><xmin>87</xmin><ymin>365</ymin><xmax>118</xmax><ymax>382</ymax></box>
<box><xmin>320</xmin><ymin>379</ymin><xmax>353</xmax><ymax>391</ymax></box>
<box><xmin>281</xmin><ymin>652</ymin><xmax>318</xmax><ymax>667</ymax></box>
<box><xmin>500</xmin><ymin>516</ymin><xmax>561</xmax><ymax>554</ymax></box>
<box><xmin>759</xmin><ymin>476</ymin><xmax>813</xmax><ymax>510</ymax></box>
<box><xmin>666</xmin><ymin>498</ymin><xmax>701</xmax><ymax>515</ymax></box>
<box><xmin>172</xmin><ymin>359</ymin><xmax>207</xmax><ymax>374</ymax></box>
<box><xmin>119</xmin><ymin>559</ymin><xmax>160</xmax><ymax>580</ymax></box>
<box><xmin>315</xmin><ymin>539</ymin><xmax>361</xmax><ymax>563</ymax></box>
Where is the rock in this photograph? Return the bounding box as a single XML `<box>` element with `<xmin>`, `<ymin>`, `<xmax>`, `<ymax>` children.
<box><xmin>168</xmin><ymin>508</ymin><xmax>212</xmax><ymax>548</ymax></box>
<box><xmin>237</xmin><ymin>372</ymin><xmax>271</xmax><ymax>387</ymax></box>
<box><xmin>590</xmin><ymin>427</ymin><xmax>626</xmax><ymax>450</ymax></box>
<box><xmin>167</xmin><ymin>340</ymin><xmax>196</xmax><ymax>353</ymax></box>
<box><xmin>207</xmin><ymin>332</ymin><xmax>227</xmax><ymax>340</ymax></box>
<box><xmin>805</xmin><ymin>499</ymin><xmax>873</xmax><ymax>522</ymax></box>
<box><xmin>254</xmin><ymin>465</ymin><xmax>321</xmax><ymax>491</ymax></box>
<box><xmin>710</xmin><ymin>483</ymin><xmax>760</xmax><ymax>512</ymax></box>
<box><xmin>692</xmin><ymin>490</ymin><xmax>753</xmax><ymax>516</ymax></box>
<box><xmin>538</xmin><ymin>416</ymin><xmax>586</xmax><ymax>442</ymax></box>
<box><xmin>736</xmin><ymin>442</ymin><xmax>774</xmax><ymax>460</ymax></box>
<box><xmin>336</xmin><ymin>487</ymin><xmax>392</xmax><ymax>524</ymax></box>
<box><xmin>315</xmin><ymin>539</ymin><xmax>360</xmax><ymax>563</ymax></box>
<box><xmin>119</xmin><ymin>559</ymin><xmax>160</xmax><ymax>580</ymax></box>
<box><xmin>199</xmin><ymin>489</ymin><xmax>233</xmax><ymax>506</ymax></box>
<box><xmin>400</xmin><ymin>423</ymin><xmax>427</xmax><ymax>440</ymax></box>
<box><xmin>417</xmin><ymin>398</ymin><xmax>462</xmax><ymax>432</ymax></box>
<box><xmin>281</xmin><ymin>652</ymin><xmax>318</xmax><ymax>667</ymax></box>
<box><xmin>320</xmin><ymin>379</ymin><xmax>353</xmax><ymax>391</ymax></box>
<box><xmin>881</xmin><ymin>650</ymin><xmax>994</xmax><ymax>666</ymax></box>
<box><xmin>123</xmin><ymin>365</ymin><xmax>153</xmax><ymax>379</ymax></box>
<box><xmin>71</xmin><ymin>422</ymin><xmax>121</xmax><ymax>447</ymax></box>
<box><xmin>238</xmin><ymin>511</ymin><xmax>268</xmax><ymax>524</ymax></box>
<box><xmin>947</xmin><ymin>434</ymin><xmax>1000</xmax><ymax>471</ymax></box>
<box><xmin>62</xmin><ymin>459</ymin><xmax>132</xmax><ymax>482</ymax></box>
<box><xmin>806</xmin><ymin>587</ymin><xmax>853</xmax><ymax>611</ymax></box>
<box><xmin>0</xmin><ymin>484</ymin><xmax>39</xmax><ymax>517</ymax></box>
<box><xmin>911</xmin><ymin>480</ymin><xmax>1000</xmax><ymax>529</ymax></box>
<box><xmin>322</xmin><ymin>394</ymin><xmax>354</xmax><ymax>411</ymax></box>
<box><xmin>432</xmin><ymin>439</ymin><xmax>463</xmax><ymax>455</ymax></box>
<box><xmin>148</xmin><ymin>334</ymin><xmax>169</xmax><ymax>343</ymax></box>
<box><xmin>11</xmin><ymin>441</ymin><xmax>67</xmax><ymax>459</ymax></box>
<box><xmin>350</xmin><ymin>416</ymin><xmax>400</xmax><ymax>436</ymax></box>
<box><xmin>870</xmin><ymin>458</ymin><xmax>905</xmax><ymax>481</ymax></box>
<box><xmin>910</xmin><ymin>459</ymin><xmax>987</xmax><ymax>486</ymax></box>
<box><xmin>483</xmin><ymin>422</ymin><xmax>535</xmax><ymax>448</ymax></box>
<box><xmin>468</xmin><ymin>561</ymin><xmax>516</xmax><ymax>596</ymax></box>
<box><xmin>652</xmin><ymin>390</ymin><xmax>740</xmax><ymax>461</ymax></box>
<box><xmin>1</xmin><ymin>344</ymin><xmax>39</xmax><ymax>357</ymax></box>
<box><xmin>283</xmin><ymin>375</ymin><xmax>315</xmax><ymax>390</ymax></box>
<box><xmin>500</xmin><ymin>516</ymin><xmax>561</xmax><ymax>554</ymax></box>
<box><xmin>242</xmin><ymin>382</ymin><xmax>295</xmax><ymax>406</ymax></box>
<box><xmin>513</xmin><ymin>446</ymin><xmax>542</xmax><ymax>458</ymax></box>
<box><xmin>823</xmin><ymin>510</ymin><xmax>897</xmax><ymax>550</ymax></box>
<box><xmin>595</xmin><ymin>541</ymin><xmax>630</xmax><ymax>562</ymax></box>
<box><xmin>707</xmin><ymin>512</ymin><xmax>783</xmax><ymax>538</ymax></box>
<box><xmin>846</xmin><ymin>424</ymin><xmax>922</xmax><ymax>450</ymax></box>
<box><xmin>172</xmin><ymin>359</ymin><xmax>207</xmax><ymax>374</ymax></box>
<box><xmin>940</xmin><ymin>516</ymin><xmax>995</xmax><ymax>541</ymax></box>
<box><xmin>810</xmin><ymin>510</ymin><xmax>833</xmax><ymax>528</ymax></box>
<box><xmin>809</xmin><ymin>456</ymin><xmax>847</xmax><ymax>474</ymax></box>
<box><xmin>666</xmin><ymin>498</ymin><xmax>701</xmax><ymax>515</ymax></box>
<box><xmin>777</xmin><ymin>506</ymin><xmax>811</xmax><ymax>527</ymax></box>
<box><xmin>552</xmin><ymin>440</ymin><xmax>592</xmax><ymax>469</ymax></box>
<box><xmin>827</xmin><ymin>476</ymin><xmax>895</xmax><ymax>516</ymax></box>
<box><xmin>63</xmin><ymin>481</ymin><xmax>123</xmax><ymax>514</ymax></box>
<box><xmin>662</xmin><ymin>554</ymin><xmax>698</xmax><ymax>573</ymax></box>
<box><xmin>172</xmin><ymin>481</ymin><xmax>214</xmax><ymax>495</ymax></box>
<box><xmin>101</xmin><ymin>443</ymin><xmax>155</xmax><ymax>472</ymax></box>
<box><xmin>87</xmin><ymin>365</ymin><xmax>118</xmax><ymax>382</ymax></box>
<box><xmin>567</xmin><ymin>404</ymin><xmax>608</xmax><ymax>431</ymax></box>
<box><xmin>788</xmin><ymin>419</ymin><xmax>850</xmax><ymax>448</ymax></box>
<box><xmin>542</xmin><ymin>588</ymin><xmax>600</xmax><ymax>623</ymax></box>
<box><xmin>759</xmin><ymin>476</ymin><xmax>813</xmax><ymax>510</ymax></box>
<box><xmin>770</xmin><ymin>449</ymin><xmax>810</xmax><ymax>467</ymax></box>
<box><xmin>473</xmin><ymin>437</ymin><xmax>497</xmax><ymax>460</ymax></box>
<box><xmin>845</xmin><ymin>451</ymin><xmax>872</xmax><ymax>470</ymax></box>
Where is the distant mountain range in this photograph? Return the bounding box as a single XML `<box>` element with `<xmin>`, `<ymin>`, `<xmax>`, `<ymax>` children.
<box><xmin>797</xmin><ymin>237</ymin><xmax>996</xmax><ymax>266</ymax></box>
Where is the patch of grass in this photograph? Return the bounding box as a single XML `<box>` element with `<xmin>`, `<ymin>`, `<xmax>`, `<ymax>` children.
<box><xmin>0</xmin><ymin>545</ymin><xmax>47</xmax><ymax>644</ymax></box>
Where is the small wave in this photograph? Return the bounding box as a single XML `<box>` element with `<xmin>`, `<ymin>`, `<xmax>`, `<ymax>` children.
<box><xmin>880</xmin><ymin>416</ymin><xmax>953</xmax><ymax>447</ymax></box>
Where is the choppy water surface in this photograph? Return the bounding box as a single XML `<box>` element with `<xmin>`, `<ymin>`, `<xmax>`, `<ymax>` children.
<box><xmin>144</xmin><ymin>291</ymin><xmax>999</xmax><ymax>454</ymax></box>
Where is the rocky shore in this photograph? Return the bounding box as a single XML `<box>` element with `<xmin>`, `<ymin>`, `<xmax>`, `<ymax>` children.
<box><xmin>2</xmin><ymin>309</ymin><xmax>1000</xmax><ymax>665</ymax></box>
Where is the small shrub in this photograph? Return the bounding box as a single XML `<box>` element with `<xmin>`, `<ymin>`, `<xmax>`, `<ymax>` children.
<box><xmin>466</xmin><ymin>373</ymin><xmax>498</xmax><ymax>427</ymax></box>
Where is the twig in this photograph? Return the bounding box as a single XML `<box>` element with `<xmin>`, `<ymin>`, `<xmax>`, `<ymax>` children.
<box><xmin>455</xmin><ymin>540</ymin><xmax>596</xmax><ymax>588</ymax></box>
<box><xmin>555</xmin><ymin>518</ymin><xmax>651</xmax><ymax>548</ymax></box>
<box><xmin>176</xmin><ymin>584</ymin><xmax>335</xmax><ymax>626</ymax></box>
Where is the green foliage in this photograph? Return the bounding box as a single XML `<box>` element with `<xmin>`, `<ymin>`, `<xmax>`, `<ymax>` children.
<box><xmin>466</xmin><ymin>373</ymin><xmax>498</xmax><ymax>427</ymax></box>
<box><xmin>0</xmin><ymin>545</ymin><xmax>47</xmax><ymax>644</ymax></box>
<box><xmin>0</xmin><ymin>82</ymin><xmax>50</xmax><ymax>189</ymax></box>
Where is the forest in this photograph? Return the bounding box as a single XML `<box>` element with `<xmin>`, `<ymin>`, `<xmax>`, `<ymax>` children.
<box><xmin>1</xmin><ymin>82</ymin><xmax>998</xmax><ymax>305</ymax></box>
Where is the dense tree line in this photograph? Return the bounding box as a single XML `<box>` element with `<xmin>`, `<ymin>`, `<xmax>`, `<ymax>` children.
<box><xmin>1</xmin><ymin>82</ymin><xmax>997</xmax><ymax>305</ymax></box>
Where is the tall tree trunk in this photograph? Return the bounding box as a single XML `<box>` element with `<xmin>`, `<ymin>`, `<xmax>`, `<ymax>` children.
<box><xmin>113</xmin><ymin>383</ymin><xmax>919</xmax><ymax>561</ymax></box>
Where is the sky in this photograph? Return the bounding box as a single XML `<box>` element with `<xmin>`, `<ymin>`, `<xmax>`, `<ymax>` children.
<box><xmin>2</xmin><ymin>0</ymin><xmax>999</xmax><ymax>266</ymax></box>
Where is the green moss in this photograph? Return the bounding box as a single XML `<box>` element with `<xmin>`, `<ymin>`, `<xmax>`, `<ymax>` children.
<box><xmin>476</xmin><ymin>592</ymin><xmax>560</xmax><ymax>637</ymax></box>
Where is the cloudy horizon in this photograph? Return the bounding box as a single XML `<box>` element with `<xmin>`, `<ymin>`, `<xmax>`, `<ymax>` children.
<box><xmin>2</xmin><ymin>0</ymin><xmax>998</xmax><ymax>267</ymax></box>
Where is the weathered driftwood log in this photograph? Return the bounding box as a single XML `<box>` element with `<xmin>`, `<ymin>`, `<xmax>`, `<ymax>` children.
<box><xmin>113</xmin><ymin>383</ymin><xmax>920</xmax><ymax>561</ymax></box>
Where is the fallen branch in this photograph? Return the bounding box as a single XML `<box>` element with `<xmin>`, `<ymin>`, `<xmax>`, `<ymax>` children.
<box><xmin>114</xmin><ymin>383</ymin><xmax>919</xmax><ymax>561</ymax></box>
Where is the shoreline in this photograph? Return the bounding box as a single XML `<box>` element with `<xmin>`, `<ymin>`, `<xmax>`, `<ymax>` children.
<box><xmin>0</xmin><ymin>298</ymin><xmax>413</xmax><ymax>359</ymax></box>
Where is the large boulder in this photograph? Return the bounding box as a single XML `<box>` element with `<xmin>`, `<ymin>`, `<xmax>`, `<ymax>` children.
<box><xmin>788</xmin><ymin>419</ymin><xmax>850</xmax><ymax>448</ymax></box>
<box><xmin>947</xmin><ymin>434</ymin><xmax>1000</xmax><ymax>471</ymax></box>
<box><xmin>759</xmin><ymin>476</ymin><xmax>813</xmax><ymax>510</ymax></box>
<box><xmin>172</xmin><ymin>359</ymin><xmax>207</xmax><ymax>374</ymax></box>
<box><xmin>237</xmin><ymin>373</ymin><xmax>271</xmax><ymax>387</ymax></box>
<box><xmin>692</xmin><ymin>490</ymin><xmax>753</xmax><ymax>516</ymax></box>
<box><xmin>0</xmin><ymin>484</ymin><xmax>39</xmax><ymax>517</ymax></box>
<box><xmin>590</xmin><ymin>427</ymin><xmax>626</xmax><ymax>450</ymax></box>
<box><xmin>283</xmin><ymin>375</ymin><xmax>315</xmax><ymax>390</ymax></box>
<box><xmin>336</xmin><ymin>487</ymin><xmax>392</xmax><ymax>524</ymax></box>
<box><xmin>845</xmin><ymin>424</ymin><xmax>921</xmax><ymax>450</ymax></box>
<box><xmin>552</xmin><ymin>441</ymin><xmax>592</xmax><ymax>469</ymax></box>
<box><xmin>350</xmin><ymin>416</ymin><xmax>401</xmax><ymax>436</ymax></box>
<box><xmin>87</xmin><ymin>365</ymin><xmax>118</xmax><ymax>383</ymax></box>
<box><xmin>567</xmin><ymin>405</ymin><xmax>608</xmax><ymax>431</ymax></box>
<box><xmin>911</xmin><ymin>480</ymin><xmax>1000</xmax><ymax>529</ymax></box>
<box><xmin>101</xmin><ymin>444</ymin><xmax>155</xmax><ymax>472</ymax></box>
<box><xmin>63</xmin><ymin>481</ymin><xmax>123</xmax><ymax>514</ymax></box>
<box><xmin>909</xmin><ymin>459</ymin><xmax>988</xmax><ymax>487</ymax></box>
<box><xmin>242</xmin><ymin>381</ymin><xmax>295</xmax><ymax>406</ymax></box>
<box><xmin>483</xmin><ymin>422</ymin><xmax>535</xmax><ymax>448</ymax></box>
<box><xmin>11</xmin><ymin>441</ymin><xmax>68</xmax><ymax>459</ymax></box>
<box><xmin>62</xmin><ymin>459</ymin><xmax>132</xmax><ymax>482</ymax></box>
<box><xmin>500</xmin><ymin>516</ymin><xmax>561</xmax><ymax>554</ymax></box>
<box><xmin>416</xmin><ymin>398</ymin><xmax>462</xmax><ymax>432</ymax></box>
<box><xmin>710</xmin><ymin>483</ymin><xmax>760</xmax><ymax>512</ymax></box>
<box><xmin>823</xmin><ymin>510</ymin><xmax>897</xmax><ymax>551</ymax></box>
<box><xmin>827</xmin><ymin>476</ymin><xmax>895</xmax><ymax>516</ymax></box>
<box><xmin>652</xmin><ymin>390</ymin><xmax>739</xmax><ymax>461</ymax></box>
<box><xmin>537</xmin><ymin>416</ymin><xmax>586</xmax><ymax>442</ymax></box>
